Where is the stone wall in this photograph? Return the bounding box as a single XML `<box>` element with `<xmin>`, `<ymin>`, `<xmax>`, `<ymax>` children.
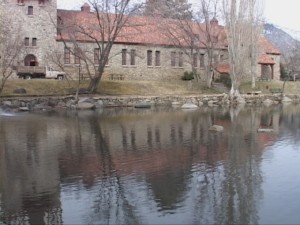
<box><xmin>1</xmin><ymin>94</ymin><xmax>300</xmax><ymax>112</ymax></box>
<box><xmin>57</xmin><ymin>41</ymin><xmax>228</xmax><ymax>81</ymax></box>
<box><xmin>0</xmin><ymin>0</ymin><xmax>57</xmax><ymax>68</ymax></box>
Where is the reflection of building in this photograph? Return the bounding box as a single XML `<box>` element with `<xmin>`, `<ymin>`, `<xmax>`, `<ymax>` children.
<box><xmin>0</xmin><ymin>107</ymin><xmax>281</xmax><ymax>224</ymax></box>
<box><xmin>0</xmin><ymin>116</ymin><xmax>63</xmax><ymax>225</ymax></box>
<box><xmin>0</xmin><ymin>0</ymin><xmax>281</xmax><ymax>81</ymax></box>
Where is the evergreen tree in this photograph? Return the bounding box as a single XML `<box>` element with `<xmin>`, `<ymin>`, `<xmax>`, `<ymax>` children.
<box><xmin>144</xmin><ymin>0</ymin><xmax>192</xmax><ymax>19</ymax></box>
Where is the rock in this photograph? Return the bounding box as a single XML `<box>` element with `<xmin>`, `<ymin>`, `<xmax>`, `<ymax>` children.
<box><xmin>19</xmin><ymin>107</ymin><xmax>30</xmax><ymax>111</ymax></box>
<box><xmin>257</xmin><ymin>128</ymin><xmax>274</xmax><ymax>133</ymax></box>
<box><xmin>3</xmin><ymin>101</ymin><xmax>12</xmax><ymax>106</ymax></box>
<box><xmin>282</xmin><ymin>96</ymin><xmax>292</xmax><ymax>102</ymax></box>
<box><xmin>95</xmin><ymin>100</ymin><xmax>104</xmax><ymax>108</ymax></box>
<box><xmin>263</xmin><ymin>99</ymin><xmax>274</xmax><ymax>107</ymax></box>
<box><xmin>77</xmin><ymin>102</ymin><xmax>95</xmax><ymax>110</ymax></box>
<box><xmin>181</xmin><ymin>103</ymin><xmax>198</xmax><ymax>109</ymax></box>
<box><xmin>134</xmin><ymin>102</ymin><xmax>151</xmax><ymax>108</ymax></box>
<box><xmin>13</xmin><ymin>88</ymin><xmax>26</xmax><ymax>94</ymax></box>
<box><xmin>209</xmin><ymin>125</ymin><xmax>224</xmax><ymax>132</ymax></box>
<box><xmin>172</xmin><ymin>101</ymin><xmax>181</xmax><ymax>106</ymax></box>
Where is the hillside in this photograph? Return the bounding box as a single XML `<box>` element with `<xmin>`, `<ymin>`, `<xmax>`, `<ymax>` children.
<box><xmin>264</xmin><ymin>23</ymin><xmax>298</xmax><ymax>59</ymax></box>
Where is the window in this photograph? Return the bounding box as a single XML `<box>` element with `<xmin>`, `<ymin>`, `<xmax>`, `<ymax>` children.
<box><xmin>38</xmin><ymin>0</ymin><xmax>45</xmax><ymax>4</ymax></box>
<box><xmin>17</xmin><ymin>0</ymin><xmax>24</xmax><ymax>4</ymax></box>
<box><xmin>147</xmin><ymin>50</ymin><xmax>152</xmax><ymax>66</ymax></box>
<box><xmin>74</xmin><ymin>49</ymin><xmax>80</xmax><ymax>65</ymax></box>
<box><xmin>28</xmin><ymin>6</ymin><xmax>33</xmax><ymax>15</ymax></box>
<box><xmin>200</xmin><ymin>54</ymin><xmax>205</xmax><ymax>68</ymax></box>
<box><xmin>171</xmin><ymin>52</ymin><xmax>176</xmax><ymax>67</ymax></box>
<box><xmin>94</xmin><ymin>48</ymin><xmax>100</xmax><ymax>64</ymax></box>
<box><xmin>193</xmin><ymin>53</ymin><xmax>198</xmax><ymax>67</ymax></box>
<box><xmin>32</xmin><ymin>38</ymin><xmax>37</xmax><ymax>46</ymax></box>
<box><xmin>214</xmin><ymin>54</ymin><xmax>219</xmax><ymax>63</ymax></box>
<box><xmin>220</xmin><ymin>54</ymin><xmax>224</xmax><ymax>62</ymax></box>
<box><xmin>24</xmin><ymin>37</ymin><xmax>29</xmax><ymax>46</ymax></box>
<box><xmin>155</xmin><ymin>51</ymin><xmax>160</xmax><ymax>67</ymax></box>
<box><xmin>122</xmin><ymin>49</ymin><xmax>127</xmax><ymax>65</ymax></box>
<box><xmin>64</xmin><ymin>48</ymin><xmax>70</xmax><ymax>64</ymax></box>
<box><xmin>130</xmin><ymin>49</ymin><xmax>136</xmax><ymax>66</ymax></box>
<box><xmin>178</xmin><ymin>52</ymin><xmax>183</xmax><ymax>67</ymax></box>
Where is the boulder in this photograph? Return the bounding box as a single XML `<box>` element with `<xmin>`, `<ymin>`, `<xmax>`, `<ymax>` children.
<box><xmin>77</xmin><ymin>102</ymin><xmax>95</xmax><ymax>110</ymax></box>
<box><xmin>13</xmin><ymin>88</ymin><xmax>27</xmax><ymax>94</ymax></box>
<box><xmin>263</xmin><ymin>99</ymin><xmax>273</xmax><ymax>107</ymax></box>
<box><xmin>134</xmin><ymin>102</ymin><xmax>151</xmax><ymax>108</ymax></box>
<box><xmin>282</xmin><ymin>96</ymin><xmax>292</xmax><ymax>103</ymax></box>
<box><xmin>181</xmin><ymin>103</ymin><xmax>198</xmax><ymax>109</ymax></box>
<box><xmin>19</xmin><ymin>107</ymin><xmax>30</xmax><ymax>111</ymax></box>
<box><xmin>257</xmin><ymin>128</ymin><xmax>274</xmax><ymax>133</ymax></box>
<box><xmin>209</xmin><ymin>125</ymin><xmax>224</xmax><ymax>132</ymax></box>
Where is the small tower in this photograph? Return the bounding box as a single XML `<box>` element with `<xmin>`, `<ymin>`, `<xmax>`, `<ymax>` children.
<box><xmin>0</xmin><ymin>0</ymin><xmax>58</xmax><ymax>67</ymax></box>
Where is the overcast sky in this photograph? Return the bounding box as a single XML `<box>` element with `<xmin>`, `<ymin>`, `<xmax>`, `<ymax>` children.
<box><xmin>57</xmin><ymin>0</ymin><xmax>300</xmax><ymax>38</ymax></box>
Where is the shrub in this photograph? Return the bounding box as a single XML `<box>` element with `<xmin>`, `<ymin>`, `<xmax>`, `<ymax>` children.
<box><xmin>215</xmin><ymin>75</ymin><xmax>232</xmax><ymax>88</ymax></box>
<box><xmin>182</xmin><ymin>71</ymin><xmax>194</xmax><ymax>80</ymax></box>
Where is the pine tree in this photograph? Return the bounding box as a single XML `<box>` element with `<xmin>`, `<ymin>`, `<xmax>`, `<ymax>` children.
<box><xmin>144</xmin><ymin>0</ymin><xmax>192</xmax><ymax>19</ymax></box>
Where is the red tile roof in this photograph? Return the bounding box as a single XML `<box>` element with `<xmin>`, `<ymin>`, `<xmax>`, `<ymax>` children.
<box><xmin>57</xmin><ymin>8</ymin><xmax>280</xmax><ymax>64</ymax></box>
<box><xmin>258</xmin><ymin>53</ymin><xmax>276</xmax><ymax>65</ymax></box>
<box><xmin>215</xmin><ymin>63</ymin><xmax>230</xmax><ymax>74</ymax></box>
<box><xmin>57</xmin><ymin>9</ymin><xmax>227</xmax><ymax>49</ymax></box>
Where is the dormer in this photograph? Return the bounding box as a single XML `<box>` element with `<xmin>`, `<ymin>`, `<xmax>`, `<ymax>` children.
<box><xmin>81</xmin><ymin>3</ymin><xmax>91</xmax><ymax>13</ymax></box>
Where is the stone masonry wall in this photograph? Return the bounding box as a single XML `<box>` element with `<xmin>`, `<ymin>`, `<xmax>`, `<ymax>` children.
<box><xmin>0</xmin><ymin>0</ymin><xmax>57</xmax><ymax>68</ymax></box>
<box><xmin>1</xmin><ymin>94</ymin><xmax>299</xmax><ymax>112</ymax></box>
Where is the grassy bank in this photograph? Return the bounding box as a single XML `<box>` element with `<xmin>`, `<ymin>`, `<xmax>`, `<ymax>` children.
<box><xmin>1</xmin><ymin>79</ymin><xmax>300</xmax><ymax>97</ymax></box>
<box><xmin>0</xmin><ymin>79</ymin><xmax>217</xmax><ymax>97</ymax></box>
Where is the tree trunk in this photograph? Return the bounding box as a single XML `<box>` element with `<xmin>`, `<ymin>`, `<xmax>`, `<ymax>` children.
<box><xmin>88</xmin><ymin>75</ymin><xmax>102</xmax><ymax>93</ymax></box>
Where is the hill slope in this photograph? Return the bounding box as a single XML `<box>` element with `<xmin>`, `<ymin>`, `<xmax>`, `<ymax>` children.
<box><xmin>264</xmin><ymin>23</ymin><xmax>297</xmax><ymax>59</ymax></box>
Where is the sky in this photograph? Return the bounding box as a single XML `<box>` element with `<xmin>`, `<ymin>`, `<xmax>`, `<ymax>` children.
<box><xmin>57</xmin><ymin>0</ymin><xmax>300</xmax><ymax>38</ymax></box>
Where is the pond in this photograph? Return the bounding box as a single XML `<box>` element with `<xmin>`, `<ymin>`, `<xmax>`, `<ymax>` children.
<box><xmin>1</xmin><ymin>105</ymin><xmax>300</xmax><ymax>225</ymax></box>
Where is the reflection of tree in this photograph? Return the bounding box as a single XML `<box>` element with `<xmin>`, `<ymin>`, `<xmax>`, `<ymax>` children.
<box><xmin>217</xmin><ymin>117</ymin><xmax>262</xmax><ymax>224</ymax></box>
<box><xmin>192</xmin><ymin>108</ymin><xmax>263</xmax><ymax>224</ymax></box>
<box><xmin>146</xmin><ymin>169</ymin><xmax>188</xmax><ymax>212</ymax></box>
<box><xmin>83</xmin><ymin>114</ymin><xmax>143</xmax><ymax>225</ymax></box>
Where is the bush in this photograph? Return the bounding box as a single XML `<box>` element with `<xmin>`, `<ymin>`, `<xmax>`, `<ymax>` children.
<box><xmin>181</xmin><ymin>71</ymin><xmax>194</xmax><ymax>80</ymax></box>
<box><xmin>215</xmin><ymin>75</ymin><xmax>232</xmax><ymax>88</ymax></box>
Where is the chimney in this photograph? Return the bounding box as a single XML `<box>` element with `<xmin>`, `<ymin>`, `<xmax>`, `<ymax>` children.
<box><xmin>81</xmin><ymin>3</ymin><xmax>91</xmax><ymax>12</ymax></box>
<box><xmin>210</xmin><ymin>17</ymin><xmax>219</xmax><ymax>26</ymax></box>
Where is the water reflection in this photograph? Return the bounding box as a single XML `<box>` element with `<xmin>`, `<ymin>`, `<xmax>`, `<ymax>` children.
<box><xmin>0</xmin><ymin>105</ymin><xmax>299</xmax><ymax>224</ymax></box>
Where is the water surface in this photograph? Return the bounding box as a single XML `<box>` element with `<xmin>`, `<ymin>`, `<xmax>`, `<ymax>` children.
<box><xmin>1</xmin><ymin>105</ymin><xmax>300</xmax><ymax>224</ymax></box>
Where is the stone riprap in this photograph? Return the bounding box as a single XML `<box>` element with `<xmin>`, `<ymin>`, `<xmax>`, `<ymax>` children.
<box><xmin>0</xmin><ymin>94</ymin><xmax>300</xmax><ymax>112</ymax></box>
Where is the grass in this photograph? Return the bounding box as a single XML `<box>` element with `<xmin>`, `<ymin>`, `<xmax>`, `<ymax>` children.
<box><xmin>0</xmin><ymin>79</ymin><xmax>219</xmax><ymax>97</ymax></box>
<box><xmin>240</xmin><ymin>80</ymin><xmax>300</xmax><ymax>95</ymax></box>
<box><xmin>2</xmin><ymin>79</ymin><xmax>300</xmax><ymax>97</ymax></box>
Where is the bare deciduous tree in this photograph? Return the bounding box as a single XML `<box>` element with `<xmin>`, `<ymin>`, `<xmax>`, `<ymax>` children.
<box><xmin>0</xmin><ymin>16</ymin><xmax>25</xmax><ymax>94</ymax></box>
<box><xmin>222</xmin><ymin>0</ymin><xmax>263</xmax><ymax>97</ymax></box>
<box><xmin>58</xmin><ymin>0</ymin><xmax>143</xmax><ymax>94</ymax></box>
<box><xmin>159</xmin><ymin>0</ymin><xmax>225</xmax><ymax>88</ymax></box>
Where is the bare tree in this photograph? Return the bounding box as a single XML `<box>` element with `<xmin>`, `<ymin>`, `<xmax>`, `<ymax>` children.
<box><xmin>144</xmin><ymin>0</ymin><xmax>192</xmax><ymax>19</ymax></box>
<box><xmin>58</xmin><ymin>0</ymin><xmax>143</xmax><ymax>94</ymax></box>
<box><xmin>0</xmin><ymin>16</ymin><xmax>25</xmax><ymax>94</ymax></box>
<box><xmin>159</xmin><ymin>0</ymin><xmax>225</xmax><ymax>88</ymax></box>
<box><xmin>222</xmin><ymin>0</ymin><xmax>263</xmax><ymax>97</ymax></box>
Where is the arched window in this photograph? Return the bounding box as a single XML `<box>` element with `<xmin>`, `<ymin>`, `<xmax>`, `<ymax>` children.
<box><xmin>24</xmin><ymin>54</ymin><xmax>38</xmax><ymax>66</ymax></box>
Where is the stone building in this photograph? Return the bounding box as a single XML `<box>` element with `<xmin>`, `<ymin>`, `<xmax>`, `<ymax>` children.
<box><xmin>0</xmin><ymin>0</ymin><xmax>281</xmax><ymax>81</ymax></box>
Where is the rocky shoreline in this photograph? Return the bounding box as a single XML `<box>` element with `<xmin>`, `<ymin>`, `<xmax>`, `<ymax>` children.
<box><xmin>0</xmin><ymin>93</ymin><xmax>299</xmax><ymax>112</ymax></box>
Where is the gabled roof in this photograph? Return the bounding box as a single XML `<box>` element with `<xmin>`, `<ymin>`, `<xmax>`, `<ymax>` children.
<box><xmin>258</xmin><ymin>53</ymin><xmax>276</xmax><ymax>65</ymax></box>
<box><xmin>57</xmin><ymin>9</ymin><xmax>227</xmax><ymax>49</ymax></box>
<box><xmin>57</xmin><ymin>7</ymin><xmax>280</xmax><ymax>59</ymax></box>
